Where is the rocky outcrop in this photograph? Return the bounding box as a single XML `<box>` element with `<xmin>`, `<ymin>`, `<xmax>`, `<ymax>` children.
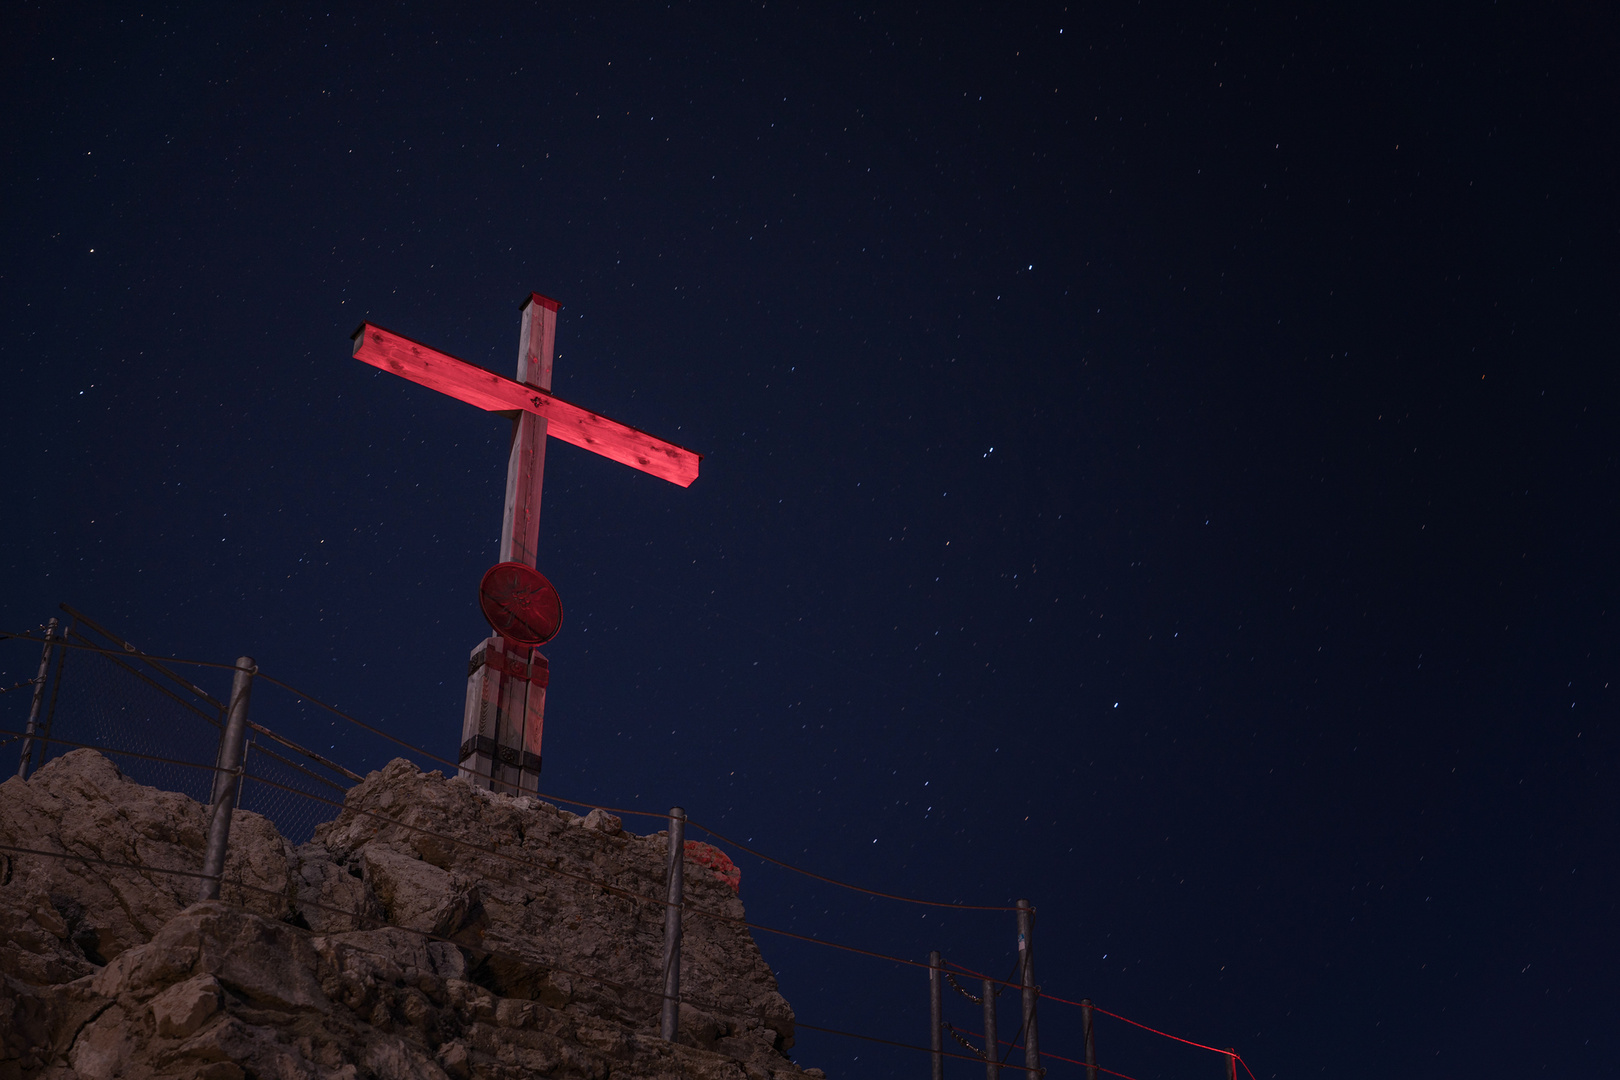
<box><xmin>0</xmin><ymin>750</ymin><xmax>293</xmax><ymax>979</ymax></box>
<box><xmin>0</xmin><ymin>750</ymin><xmax>821</xmax><ymax>1080</ymax></box>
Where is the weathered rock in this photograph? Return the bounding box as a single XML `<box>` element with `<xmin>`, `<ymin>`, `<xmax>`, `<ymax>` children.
<box><xmin>149</xmin><ymin>974</ymin><xmax>223</xmax><ymax>1038</ymax></box>
<box><xmin>579</xmin><ymin>808</ymin><xmax>623</xmax><ymax>835</ymax></box>
<box><xmin>65</xmin><ymin>1002</ymin><xmax>134</xmax><ymax>1079</ymax></box>
<box><xmin>361</xmin><ymin>842</ymin><xmax>461</xmax><ymax>934</ymax></box>
<box><xmin>315</xmin><ymin>759</ymin><xmax>795</xmax><ymax>1046</ymax></box>
<box><xmin>0</xmin><ymin>751</ymin><xmax>825</xmax><ymax>1079</ymax></box>
<box><xmin>291</xmin><ymin>840</ymin><xmax>381</xmax><ymax>934</ymax></box>
<box><xmin>0</xmin><ymin>750</ymin><xmax>292</xmax><ymax>964</ymax></box>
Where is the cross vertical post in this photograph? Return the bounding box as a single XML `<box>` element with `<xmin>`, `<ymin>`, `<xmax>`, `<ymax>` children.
<box><xmin>501</xmin><ymin>293</ymin><xmax>557</xmax><ymax>568</ymax></box>
<box><xmin>461</xmin><ymin>294</ymin><xmax>558</xmax><ymax>793</ymax></box>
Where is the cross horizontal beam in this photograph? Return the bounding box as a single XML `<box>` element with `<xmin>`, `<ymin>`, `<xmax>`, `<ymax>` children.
<box><xmin>352</xmin><ymin>322</ymin><xmax>701</xmax><ymax>488</ymax></box>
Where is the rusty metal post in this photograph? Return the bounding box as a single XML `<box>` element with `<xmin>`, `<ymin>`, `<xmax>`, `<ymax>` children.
<box><xmin>1016</xmin><ymin>899</ymin><xmax>1040</xmax><ymax>1080</ymax></box>
<box><xmin>1081</xmin><ymin>999</ymin><xmax>1097</xmax><ymax>1080</ymax></box>
<box><xmin>16</xmin><ymin>619</ymin><xmax>59</xmax><ymax>779</ymax></box>
<box><xmin>929</xmin><ymin>951</ymin><xmax>944</xmax><ymax>1080</ymax></box>
<box><xmin>983</xmin><ymin>978</ymin><xmax>1000</xmax><ymax>1080</ymax></box>
<box><xmin>660</xmin><ymin>806</ymin><xmax>686</xmax><ymax>1040</ymax></box>
<box><xmin>199</xmin><ymin>658</ymin><xmax>254</xmax><ymax>901</ymax></box>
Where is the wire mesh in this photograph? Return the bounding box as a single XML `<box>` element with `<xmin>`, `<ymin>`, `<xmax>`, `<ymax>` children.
<box><xmin>238</xmin><ymin>735</ymin><xmax>349</xmax><ymax>845</ymax></box>
<box><xmin>3</xmin><ymin>622</ymin><xmax>350</xmax><ymax>847</ymax></box>
<box><xmin>37</xmin><ymin>633</ymin><xmax>219</xmax><ymax>804</ymax></box>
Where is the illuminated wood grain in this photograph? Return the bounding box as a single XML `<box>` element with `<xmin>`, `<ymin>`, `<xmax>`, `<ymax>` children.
<box><xmin>352</xmin><ymin>322</ymin><xmax>701</xmax><ymax>487</ymax></box>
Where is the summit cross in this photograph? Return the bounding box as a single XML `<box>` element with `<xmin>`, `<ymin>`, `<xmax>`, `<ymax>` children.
<box><xmin>351</xmin><ymin>293</ymin><xmax>700</xmax><ymax>792</ymax></box>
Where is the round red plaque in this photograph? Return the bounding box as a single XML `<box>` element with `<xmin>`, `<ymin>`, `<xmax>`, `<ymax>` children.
<box><xmin>478</xmin><ymin>562</ymin><xmax>563</xmax><ymax>646</ymax></box>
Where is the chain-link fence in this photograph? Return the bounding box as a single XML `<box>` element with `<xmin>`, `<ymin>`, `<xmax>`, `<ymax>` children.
<box><xmin>2</xmin><ymin>607</ymin><xmax>1269</xmax><ymax>1080</ymax></box>
<box><xmin>3</xmin><ymin>608</ymin><xmax>356</xmax><ymax>845</ymax></box>
<box><xmin>50</xmin><ymin>623</ymin><xmax>220</xmax><ymax>805</ymax></box>
<box><xmin>237</xmin><ymin>726</ymin><xmax>358</xmax><ymax>844</ymax></box>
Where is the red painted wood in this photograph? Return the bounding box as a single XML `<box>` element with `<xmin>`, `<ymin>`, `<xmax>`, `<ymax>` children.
<box><xmin>352</xmin><ymin>322</ymin><xmax>701</xmax><ymax>487</ymax></box>
<box><xmin>478</xmin><ymin>562</ymin><xmax>563</xmax><ymax>645</ymax></box>
<box><xmin>502</xmin><ymin>296</ymin><xmax>557</xmax><ymax>567</ymax></box>
<box><xmin>518</xmin><ymin>293</ymin><xmax>558</xmax><ymax>391</ymax></box>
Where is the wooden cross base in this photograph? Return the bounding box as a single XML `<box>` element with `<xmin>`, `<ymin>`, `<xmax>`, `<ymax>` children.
<box><xmin>459</xmin><ymin>636</ymin><xmax>548</xmax><ymax>793</ymax></box>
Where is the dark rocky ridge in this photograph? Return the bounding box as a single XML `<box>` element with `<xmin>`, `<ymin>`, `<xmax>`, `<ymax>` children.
<box><xmin>1</xmin><ymin>750</ymin><xmax>826</xmax><ymax>1080</ymax></box>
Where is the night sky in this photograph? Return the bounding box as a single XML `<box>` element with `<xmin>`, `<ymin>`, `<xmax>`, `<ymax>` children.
<box><xmin>4</xmin><ymin>4</ymin><xmax>1616</xmax><ymax>1077</ymax></box>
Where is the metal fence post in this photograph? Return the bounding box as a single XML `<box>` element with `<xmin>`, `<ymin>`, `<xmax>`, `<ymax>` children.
<box><xmin>1225</xmin><ymin>1049</ymin><xmax>1238</xmax><ymax>1080</ymax></box>
<box><xmin>983</xmin><ymin>978</ymin><xmax>1000</xmax><ymax>1080</ymax></box>
<box><xmin>660</xmin><ymin>806</ymin><xmax>686</xmax><ymax>1040</ymax></box>
<box><xmin>16</xmin><ymin>618</ymin><xmax>59</xmax><ymax>779</ymax></box>
<box><xmin>199</xmin><ymin>657</ymin><xmax>254</xmax><ymax>902</ymax></box>
<box><xmin>929</xmin><ymin>950</ymin><xmax>944</xmax><ymax>1080</ymax></box>
<box><xmin>1081</xmin><ymin>999</ymin><xmax>1097</xmax><ymax>1080</ymax></box>
<box><xmin>1017</xmin><ymin>899</ymin><xmax>1040</xmax><ymax>1080</ymax></box>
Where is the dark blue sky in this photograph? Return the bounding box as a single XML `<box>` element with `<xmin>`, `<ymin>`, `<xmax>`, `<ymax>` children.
<box><xmin>4</xmin><ymin>4</ymin><xmax>1616</xmax><ymax>1077</ymax></box>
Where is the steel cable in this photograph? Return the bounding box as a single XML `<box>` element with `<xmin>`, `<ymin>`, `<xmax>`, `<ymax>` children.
<box><xmin>686</xmin><ymin>817</ymin><xmax>1024</xmax><ymax>912</ymax></box>
<box><xmin>1064</xmin><ymin>1000</ymin><xmax>1238</xmax><ymax>1060</ymax></box>
<box><xmin>946</xmin><ymin>959</ymin><xmax>1258</xmax><ymax>1076</ymax></box>
<box><xmin>6</xmin><ymin>639</ymin><xmax>1263</xmax><ymax>1078</ymax></box>
<box><xmin>2</xmin><ymin>791</ymin><xmax>1257</xmax><ymax>1079</ymax></box>
<box><xmin>0</xmin><ymin>720</ymin><xmax>975</xmax><ymax>983</ymax></box>
<box><xmin>946</xmin><ymin>1021</ymin><xmax>984</xmax><ymax>1057</ymax></box>
<box><xmin>945</xmin><ymin>971</ymin><xmax>983</xmax><ymax>1004</ymax></box>
<box><xmin>0</xmin><ymin>841</ymin><xmax>1025</xmax><ymax>1072</ymax></box>
<box><xmin>251</xmin><ymin>670</ymin><xmax>668</xmax><ymax>820</ymax></box>
<box><xmin>7</xmin><ymin>633</ymin><xmax>1031</xmax><ymax>913</ymax></box>
<box><xmin>0</xmin><ymin>727</ymin><xmax>226</xmax><ymax>775</ymax></box>
<box><xmin>0</xmin><ymin>841</ymin><xmax>782</xmax><ymax>1029</ymax></box>
<box><xmin>0</xmin><ymin>631</ymin><xmax>245</xmax><ymax>671</ymax></box>
<box><xmin>258</xmin><ymin>668</ymin><xmax>1028</xmax><ymax>912</ymax></box>
<box><xmin>952</xmin><ymin>1026</ymin><xmax>1144</xmax><ymax>1080</ymax></box>
<box><xmin>239</xmin><ymin>768</ymin><xmax>982</xmax><ymax>979</ymax></box>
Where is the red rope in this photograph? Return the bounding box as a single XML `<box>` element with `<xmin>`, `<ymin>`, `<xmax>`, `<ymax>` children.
<box><xmin>1065</xmin><ymin>1001</ymin><xmax>1235</xmax><ymax>1059</ymax></box>
<box><xmin>941</xmin><ymin>960</ymin><xmax>1256</xmax><ymax>1075</ymax></box>
<box><xmin>941</xmin><ymin>956</ymin><xmax>1028</xmax><ymax>992</ymax></box>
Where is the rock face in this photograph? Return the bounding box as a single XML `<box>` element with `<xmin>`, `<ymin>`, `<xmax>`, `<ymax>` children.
<box><xmin>0</xmin><ymin>750</ymin><xmax>819</xmax><ymax>1080</ymax></box>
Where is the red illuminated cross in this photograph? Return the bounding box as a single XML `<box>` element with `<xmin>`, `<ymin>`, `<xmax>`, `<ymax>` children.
<box><xmin>351</xmin><ymin>294</ymin><xmax>700</xmax><ymax>793</ymax></box>
<box><xmin>352</xmin><ymin>294</ymin><xmax>700</xmax><ymax>570</ymax></box>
